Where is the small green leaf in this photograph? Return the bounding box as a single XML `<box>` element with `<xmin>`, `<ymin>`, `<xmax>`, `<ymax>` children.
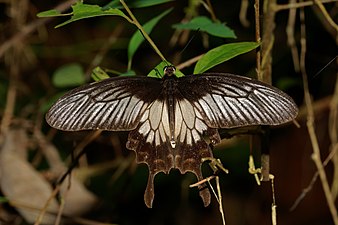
<box><xmin>194</xmin><ymin>42</ymin><xmax>260</xmax><ymax>74</ymax></box>
<box><xmin>120</xmin><ymin>70</ymin><xmax>136</xmax><ymax>76</ymax></box>
<box><xmin>147</xmin><ymin>61</ymin><xmax>184</xmax><ymax>78</ymax></box>
<box><xmin>52</xmin><ymin>63</ymin><xmax>85</xmax><ymax>88</ymax></box>
<box><xmin>128</xmin><ymin>8</ymin><xmax>172</xmax><ymax>68</ymax></box>
<box><xmin>91</xmin><ymin>66</ymin><xmax>110</xmax><ymax>81</ymax></box>
<box><xmin>0</xmin><ymin>196</ymin><xmax>8</xmax><ymax>203</ymax></box>
<box><xmin>172</xmin><ymin>16</ymin><xmax>236</xmax><ymax>38</ymax></box>
<box><xmin>103</xmin><ymin>0</ymin><xmax>173</xmax><ymax>9</ymax></box>
<box><xmin>276</xmin><ymin>77</ymin><xmax>300</xmax><ymax>90</ymax></box>
<box><xmin>55</xmin><ymin>2</ymin><xmax>130</xmax><ymax>28</ymax></box>
<box><xmin>37</xmin><ymin>9</ymin><xmax>67</xmax><ymax>17</ymax></box>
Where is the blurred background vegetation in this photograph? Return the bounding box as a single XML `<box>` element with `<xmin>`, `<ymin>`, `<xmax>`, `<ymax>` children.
<box><xmin>0</xmin><ymin>0</ymin><xmax>337</xmax><ymax>225</ymax></box>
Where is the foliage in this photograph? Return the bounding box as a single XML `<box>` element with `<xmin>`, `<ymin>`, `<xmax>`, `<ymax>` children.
<box><xmin>38</xmin><ymin>1</ymin><xmax>258</xmax><ymax>80</ymax></box>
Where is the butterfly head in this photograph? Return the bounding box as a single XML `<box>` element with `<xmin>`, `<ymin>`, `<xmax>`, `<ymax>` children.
<box><xmin>163</xmin><ymin>66</ymin><xmax>176</xmax><ymax>77</ymax></box>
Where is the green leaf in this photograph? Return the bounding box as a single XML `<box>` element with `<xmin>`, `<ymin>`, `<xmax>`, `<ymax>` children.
<box><xmin>276</xmin><ymin>77</ymin><xmax>300</xmax><ymax>90</ymax></box>
<box><xmin>37</xmin><ymin>9</ymin><xmax>67</xmax><ymax>17</ymax></box>
<box><xmin>194</xmin><ymin>42</ymin><xmax>260</xmax><ymax>74</ymax></box>
<box><xmin>91</xmin><ymin>66</ymin><xmax>110</xmax><ymax>81</ymax></box>
<box><xmin>54</xmin><ymin>2</ymin><xmax>130</xmax><ymax>28</ymax></box>
<box><xmin>172</xmin><ymin>16</ymin><xmax>236</xmax><ymax>38</ymax></box>
<box><xmin>103</xmin><ymin>0</ymin><xmax>173</xmax><ymax>9</ymax></box>
<box><xmin>128</xmin><ymin>8</ymin><xmax>172</xmax><ymax>68</ymax></box>
<box><xmin>120</xmin><ymin>70</ymin><xmax>136</xmax><ymax>76</ymax></box>
<box><xmin>0</xmin><ymin>196</ymin><xmax>8</xmax><ymax>203</ymax></box>
<box><xmin>52</xmin><ymin>63</ymin><xmax>85</xmax><ymax>88</ymax></box>
<box><xmin>147</xmin><ymin>61</ymin><xmax>184</xmax><ymax>78</ymax></box>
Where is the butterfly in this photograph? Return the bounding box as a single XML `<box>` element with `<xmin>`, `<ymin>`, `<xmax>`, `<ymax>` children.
<box><xmin>46</xmin><ymin>65</ymin><xmax>298</xmax><ymax>208</ymax></box>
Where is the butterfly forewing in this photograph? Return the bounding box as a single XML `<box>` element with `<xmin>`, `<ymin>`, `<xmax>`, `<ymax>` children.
<box><xmin>46</xmin><ymin>76</ymin><xmax>162</xmax><ymax>131</ymax></box>
<box><xmin>177</xmin><ymin>73</ymin><xmax>298</xmax><ymax>128</ymax></box>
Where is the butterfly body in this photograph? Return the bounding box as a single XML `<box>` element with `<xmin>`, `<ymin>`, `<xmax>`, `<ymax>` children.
<box><xmin>46</xmin><ymin>66</ymin><xmax>298</xmax><ymax>208</ymax></box>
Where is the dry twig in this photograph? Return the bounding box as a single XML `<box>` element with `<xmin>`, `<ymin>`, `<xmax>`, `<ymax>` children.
<box><xmin>299</xmin><ymin>6</ymin><xmax>338</xmax><ymax>224</ymax></box>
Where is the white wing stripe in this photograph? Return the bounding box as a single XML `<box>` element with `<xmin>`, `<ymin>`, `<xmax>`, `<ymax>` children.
<box><xmin>174</xmin><ymin>102</ymin><xmax>183</xmax><ymax>139</ymax></box>
<box><xmin>162</xmin><ymin>103</ymin><xmax>170</xmax><ymax>137</ymax></box>
<box><xmin>149</xmin><ymin>100</ymin><xmax>163</xmax><ymax>129</ymax></box>
<box><xmin>179</xmin><ymin>99</ymin><xmax>195</xmax><ymax>129</ymax></box>
<box><xmin>139</xmin><ymin>120</ymin><xmax>150</xmax><ymax>135</ymax></box>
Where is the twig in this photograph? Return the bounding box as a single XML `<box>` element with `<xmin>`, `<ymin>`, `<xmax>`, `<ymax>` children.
<box><xmin>34</xmin><ymin>185</ymin><xmax>61</xmax><ymax>225</ymax></box>
<box><xmin>176</xmin><ymin>54</ymin><xmax>203</xmax><ymax>70</ymax></box>
<box><xmin>270</xmin><ymin>175</ymin><xmax>277</xmax><ymax>225</ymax></box>
<box><xmin>286</xmin><ymin>0</ymin><xmax>300</xmax><ymax>72</ymax></box>
<box><xmin>260</xmin><ymin>0</ymin><xmax>276</xmax><ymax>83</ymax></box>
<box><xmin>290</xmin><ymin>144</ymin><xmax>338</xmax><ymax>210</ymax></box>
<box><xmin>299</xmin><ymin>6</ymin><xmax>338</xmax><ymax>224</ymax></box>
<box><xmin>0</xmin><ymin>0</ymin><xmax>77</xmax><ymax>59</ymax></box>
<box><xmin>239</xmin><ymin>0</ymin><xmax>250</xmax><ymax>27</ymax></box>
<box><xmin>275</xmin><ymin>0</ymin><xmax>337</xmax><ymax>11</ymax></box>
<box><xmin>202</xmin><ymin>0</ymin><xmax>217</xmax><ymax>22</ymax></box>
<box><xmin>0</xmin><ymin>67</ymin><xmax>17</xmax><ymax>136</ymax></box>
<box><xmin>120</xmin><ymin>0</ymin><xmax>166</xmax><ymax>62</ymax></box>
<box><xmin>85</xmin><ymin>24</ymin><xmax>124</xmax><ymax>80</ymax></box>
<box><xmin>189</xmin><ymin>175</ymin><xmax>216</xmax><ymax>187</ymax></box>
<box><xmin>215</xmin><ymin>176</ymin><xmax>226</xmax><ymax>225</ymax></box>
<box><xmin>254</xmin><ymin>0</ymin><xmax>262</xmax><ymax>80</ymax></box>
<box><xmin>313</xmin><ymin>0</ymin><xmax>338</xmax><ymax>31</ymax></box>
<box><xmin>330</xmin><ymin>72</ymin><xmax>338</xmax><ymax>198</ymax></box>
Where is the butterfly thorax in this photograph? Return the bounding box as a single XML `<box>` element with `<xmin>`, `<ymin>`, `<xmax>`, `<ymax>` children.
<box><xmin>163</xmin><ymin>65</ymin><xmax>176</xmax><ymax>77</ymax></box>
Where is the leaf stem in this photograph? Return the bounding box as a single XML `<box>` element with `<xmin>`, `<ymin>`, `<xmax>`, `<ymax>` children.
<box><xmin>120</xmin><ymin>0</ymin><xmax>166</xmax><ymax>62</ymax></box>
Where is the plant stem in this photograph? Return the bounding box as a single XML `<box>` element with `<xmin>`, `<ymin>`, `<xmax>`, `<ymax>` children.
<box><xmin>299</xmin><ymin>7</ymin><xmax>338</xmax><ymax>225</ymax></box>
<box><xmin>120</xmin><ymin>0</ymin><xmax>166</xmax><ymax>62</ymax></box>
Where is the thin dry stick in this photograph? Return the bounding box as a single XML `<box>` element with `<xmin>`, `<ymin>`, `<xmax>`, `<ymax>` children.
<box><xmin>313</xmin><ymin>0</ymin><xmax>338</xmax><ymax>31</ymax></box>
<box><xmin>203</xmin><ymin>0</ymin><xmax>217</xmax><ymax>21</ymax></box>
<box><xmin>176</xmin><ymin>54</ymin><xmax>203</xmax><ymax>70</ymax></box>
<box><xmin>270</xmin><ymin>175</ymin><xmax>277</xmax><ymax>225</ymax></box>
<box><xmin>299</xmin><ymin>6</ymin><xmax>338</xmax><ymax>225</ymax></box>
<box><xmin>254</xmin><ymin>0</ymin><xmax>262</xmax><ymax>80</ymax></box>
<box><xmin>34</xmin><ymin>185</ymin><xmax>61</xmax><ymax>225</ymax></box>
<box><xmin>0</xmin><ymin>0</ymin><xmax>76</xmax><ymax>58</ymax></box>
<box><xmin>216</xmin><ymin>176</ymin><xmax>226</xmax><ymax>225</ymax></box>
<box><xmin>290</xmin><ymin>144</ymin><xmax>338</xmax><ymax>210</ymax></box>
<box><xmin>86</xmin><ymin>24</ymin><xmax>124</xmax><ymax>80</ymax></box>
<box><xmin>239</xmin><ymin>0</ymin><xmax>250</xmax><ymax>27</ymax></box>
<box><xmin>286</xmin><ymin>0</ymin><xmax>300</xmax><ymax>72</ymax></box>
<box><xmin>66</xmin><ymin>130</ymin><xmax>102</xmax><ymax>166</ymax></box>
<box><xmin>0</xmin><ymin>67</ymin><xmax>17</xmax><ymax>136</ymax></box>
<box><xmin>258</xmin><ymin>0</ymin><xmax>273</xmax><ymax>182</ymax></box>
<box><xmin>260</xmin><ymin>0</ymin><xmax>275</xmax><ymax>85</ymax></box>
<box><xmin>330</xmin><ymin>71</ymin><xmax>338</xmax><ymax>198</ymax></box>
<box><xmin>275</xmin><ymin>0</ymin><xmax>337</xmax><ymax>11</ymax></box>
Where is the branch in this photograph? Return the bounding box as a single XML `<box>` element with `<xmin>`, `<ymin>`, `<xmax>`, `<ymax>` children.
<box><xmin>299</xmin><ymin>6</ymin><xmax>338</xmax><ymax>224</ymax></box>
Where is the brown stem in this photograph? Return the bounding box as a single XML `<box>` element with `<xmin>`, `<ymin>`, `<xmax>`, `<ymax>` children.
<box><xmin>299</xmin><ymin>6</ymin><xmax>338</xmax><ymax>224</ymax></box>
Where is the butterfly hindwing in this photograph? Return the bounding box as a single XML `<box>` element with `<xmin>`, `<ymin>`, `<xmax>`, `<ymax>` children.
<box><xmin>126</xmin><ymin>83</ymin><xmax>222</xmax><ymax>207</ymax></box>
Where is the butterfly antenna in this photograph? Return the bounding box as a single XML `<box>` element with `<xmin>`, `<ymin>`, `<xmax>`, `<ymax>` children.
<box><xmin>179</xmin><ymin>28</ymin><xmax>201</xmax><ymax>56</ymax></box>
<box><xmin>311</xmin><ymin>55</ymin><xmax>337</xmax><ymax>80</ymax></box>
